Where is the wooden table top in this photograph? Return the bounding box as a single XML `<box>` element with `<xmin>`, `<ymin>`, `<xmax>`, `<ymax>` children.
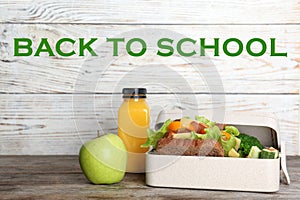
<box><xmin>1</xmin><ymin>156</ymin><xmax>299</xmax><ymax>199</ymax></box>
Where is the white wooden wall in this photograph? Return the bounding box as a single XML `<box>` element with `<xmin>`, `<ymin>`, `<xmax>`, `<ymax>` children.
<box><xmin>0</xmin><ymin>0</ymin><xmax>299</xmax><ymax>155</ymax></box>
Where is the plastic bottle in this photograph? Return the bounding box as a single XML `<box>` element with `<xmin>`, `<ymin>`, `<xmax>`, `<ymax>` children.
<box><xmin>118</xmin><ymin>88</ymin><xmax>150</xmax><ymax>173</ymax></box>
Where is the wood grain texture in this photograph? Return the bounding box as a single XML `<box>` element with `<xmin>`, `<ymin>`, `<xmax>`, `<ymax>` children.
<box><xmin>0</xmin><ymin>24</ymin><xmax>299</xmax><ymax>94</ymax></box>
<box><xmin>1</xmin><ymin>1</ymin><xmax>300</xmax><ymax>156</ymax></box>
<box><xmin>0</xmin><ymin>155</ymin><xmax>299</xmax><ymax>199</ymax></box>
<box><xmin>0</xmin><ymin>94</ymin><xmax>299</xmax><ymax>155</ymax></box>
<box><xmin>0</xmin><ymin>0</ymin><xmax>300</xmax><ymax>24</ymax></box>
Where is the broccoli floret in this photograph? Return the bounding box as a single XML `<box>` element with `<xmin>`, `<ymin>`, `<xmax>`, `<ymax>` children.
<box><xmin>237</xmin><ymin>133</ymin><xmax>264</xmax><ymax>157</ymax></box>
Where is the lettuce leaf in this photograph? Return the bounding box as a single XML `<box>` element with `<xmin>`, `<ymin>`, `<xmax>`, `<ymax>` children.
<box><xmin>191</xmin><ymin>131</ymin><xmax>200</xmax><ymax>139</ymax></box>
<box><xmin>224</xmin><ymin>126</ymin><xmax>240</xmax><ymax>136</ymax></box>
<box><xmin>220</xmin><ymin>135</ymin><xmax>237</xmax><ymax>156</ymax></box>
<box><xmin>195</xmin><ymin>115</ymin><xmax>215</xmax><ymax>127</ymax></box>
<box><xmin>140</xmin><ymin>119</ymin><xmax>172</xmax><ymax>149</ymax></box>
<box><xmin>204</xmin><ymin>126</ymin><xmax>221</xmax><ymax>141</ymax></box>
<box><xmin>195</xmin><ymin>116</ymin><xmax>210</xmax><ymax>124</ymax></box>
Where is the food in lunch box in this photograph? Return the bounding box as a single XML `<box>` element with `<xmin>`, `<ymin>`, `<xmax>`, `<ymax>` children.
<box><xmin>156</xmin><ymin>137</ymin><xmax>225</xmax><ymax>157</ymax></box>
<box><xmin>141</xmin><ymin>115</ymin><xmax>279</xmax><ymax>159</ymax></box>
<box><xmin>260</xmin><ymin>147</ymin><xmax>279</xmax><ymax>159</ymax></box>
<box><xmin>248</xmin><ymin>146</ymin><xmax>262</xmax><ymax>158</ymax></box>
<box><xmin>237</xmin><ymin>133</ymin><xmax>264</xmax><ymax>157</ymax></box>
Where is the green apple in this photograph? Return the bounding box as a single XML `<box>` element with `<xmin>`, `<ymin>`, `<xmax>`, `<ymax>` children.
<box><xmin>79</xmin><ymin>133</ymin><xmax>127</xmax><ymax>184</ymax></box>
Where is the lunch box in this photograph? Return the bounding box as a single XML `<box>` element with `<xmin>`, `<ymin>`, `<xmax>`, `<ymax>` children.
<box><xmin>145</xmin><ymin>109</ymin><xmax>290</xmax><ymax>192</ymax></box>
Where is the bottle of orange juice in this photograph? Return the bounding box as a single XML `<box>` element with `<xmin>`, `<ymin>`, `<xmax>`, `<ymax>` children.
<box><xmin>118</xmin><ymin>88</ymin><xmax>150</xmax><ymax>173</ymax></box>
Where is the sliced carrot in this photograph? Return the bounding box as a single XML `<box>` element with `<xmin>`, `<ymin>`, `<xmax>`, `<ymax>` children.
<box><xmin>222</xmin><ymin>131</ymin><xmax>231</xmax><ymax>140</ymax></box>
<box><xmin>167</xmin><ymin>121</ymin><xmax>182</xmax><ymax>132</ymax></box>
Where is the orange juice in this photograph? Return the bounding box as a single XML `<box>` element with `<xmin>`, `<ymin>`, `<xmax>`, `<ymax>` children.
<box><xmin>118</xmin><ymin>88</ymin><xmax>150</xmax><ymax>173</ymax></box>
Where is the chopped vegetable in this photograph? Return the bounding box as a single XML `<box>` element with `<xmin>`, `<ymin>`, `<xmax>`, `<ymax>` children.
<box><xmin>220</xmin><ymin>133</ymin><xmax>236</xmax><ymax>156</ymax></box>
<box><xmin>260</xmin><ymin>147</ymin><xmax>279</xmax><ymax>159</ymax></box>
<box><xmin>205</xmin><ymin>126</ymin><xmax>222</xmax><ymax>141</ymax></box>
<box><xmin>191</xmin><ymin>131</ymin><xmax>200</xmax><ymax>139</ymax></box>
<box><xmin>248</xmin><ymin>146</ymin><xmax>261</xmax><ymax>158</ymax></box>
<box><xmin>180</xmin><ymin>118</ymin><xmax>193</xmax><ymax>129</ymax></box>
<box><xmin>237</xmin><ymin>133</ymin><xmax>264</xmax><ymax>157</ymax></box>
<box><xmin>195</xmin><ymin>115</ymin><xmax>215</xmax><ymax>127</ymax></box>
<box><xmin>159</xmin><ymin>119</ymin><xmax>172</xmax><ymax>133</ymax></box>
<box><xmin>141</xmin><ymin>119</ymin><xmax>172</xmax><ymax>149</ymax></box>
<box><xmin>174</xmin><ymin>126</ymin><xmax>221</xmax><ymax>140</ymax></box>
<box><xmin>221</xmin><ymin>131</ymin><xmax>231</xmax><ymax>140</ymax></box>
<box><xmin>195</xmin><ymin>116</ymin><xmax>210</xmax><ymax>124</ymax></box>
<box><xmin>234</xmin><ymin>137</ymin><xmax>241</xmax><ymax>151</ymax></box>
<box><xmin>228</xmin><ymin>148</ymin><xmax>240</xmax><ymax>158</ymax></box>
<box><xmin>173</xmin><ymin>132</ymin><xmax>192</xmax><ymax>139</ymax></box>
<box><xmin>224</xmin><ymin>126</ymin><xmax>240</xmax><ymax>136</ymax></box>
<box><xmin>173</xmin><ymin>132</ymin><xmax>201</xmax><ymax>140</ymax></box>
<box><xmin>167</xmin><ymin>121</ymin><xmax>181</xmax><ymax>132</ymax></box>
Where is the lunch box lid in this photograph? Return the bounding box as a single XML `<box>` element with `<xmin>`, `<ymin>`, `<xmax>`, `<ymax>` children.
<box><xmin>154</xmin><ymin>108</ymin><xmax>290</xmax><ymax>185</ymax></box>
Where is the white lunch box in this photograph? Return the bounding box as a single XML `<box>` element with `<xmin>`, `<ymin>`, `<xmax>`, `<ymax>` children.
<box><xmin>145</xmin><ymin>109</ymin><xmax>290</xmax><ymax>192</ymax></box>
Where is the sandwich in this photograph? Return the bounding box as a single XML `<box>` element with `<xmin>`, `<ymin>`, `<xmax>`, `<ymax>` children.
<box><xmin>141</xmin><ymin>115</ymin><xmax>279</xmax><ymax>159</ymax></box>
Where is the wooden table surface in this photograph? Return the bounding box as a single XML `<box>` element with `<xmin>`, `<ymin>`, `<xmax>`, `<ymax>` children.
<box><xmin>0</xmin><ymin>156</ymin><xmax>299</xmax><ymax>199</ymax></box>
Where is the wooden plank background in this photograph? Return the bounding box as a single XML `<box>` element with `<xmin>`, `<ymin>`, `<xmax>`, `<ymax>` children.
<box><xmin>1</xmin><ymin>0</ymin><xmax>300</xmax><ymax>24</ymax></box>
<box><xmin>0</xmin><ymin>0</ymin><xmax>299</xmax><ymax>155</ymax></box>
